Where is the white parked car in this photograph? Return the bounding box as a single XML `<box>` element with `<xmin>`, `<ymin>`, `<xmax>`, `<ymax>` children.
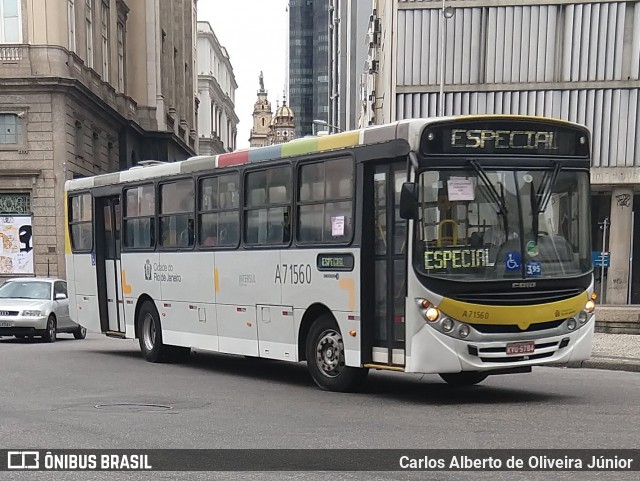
<box><xmin>0</xmin><ymin>278</ymin><xmax>86</xmax><ymax>342</ymax></box>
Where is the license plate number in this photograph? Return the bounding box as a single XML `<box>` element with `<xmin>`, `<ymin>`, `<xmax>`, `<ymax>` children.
<box><xmin>506</xmin><ymin>341</ymin><xmax>535</xmax><ymax>355</ymax></box>
<box><xmin>0</xmin><ymin>321</ymin><xmax>12</xmax><ymax>328</ymax></box>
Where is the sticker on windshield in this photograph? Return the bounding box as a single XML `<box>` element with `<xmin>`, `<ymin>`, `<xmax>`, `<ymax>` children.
<box><xmin>505</xmin><ymin>252</ymin><xmax>521</xmax><ymax>271</ymax></box>
<box><xmin>526</xmin><ymin>261</ymin><xmax>542</xmax><ymax>276</ymax></box>
<box><xmin>447</xmin><ymin>179</ymin><xmax>475</xmax><ymax>201</ymax></box>
<box><xmin>526</xmin><ymin>240</ymin><xmax>539</xmax><ymax>257</ymax></box>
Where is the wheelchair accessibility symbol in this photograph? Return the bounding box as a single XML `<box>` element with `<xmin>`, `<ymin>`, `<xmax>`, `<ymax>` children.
<box><xmin>505</xmin><ymin>252</ymin><xmax>521</xmax><ymax>271</ymax></box>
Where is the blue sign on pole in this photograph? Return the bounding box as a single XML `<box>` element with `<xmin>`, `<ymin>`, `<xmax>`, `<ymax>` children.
<box><xmin>592</xmin><ymin>251</ymin><xmax>610</xmax><ymax>268</ymax></box>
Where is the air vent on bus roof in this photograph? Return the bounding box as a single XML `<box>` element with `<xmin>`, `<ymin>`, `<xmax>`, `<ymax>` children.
<box><xmin>129</xmin><ymin>160</ymin><xmax>168</xmax><ymax>170</ymax></box>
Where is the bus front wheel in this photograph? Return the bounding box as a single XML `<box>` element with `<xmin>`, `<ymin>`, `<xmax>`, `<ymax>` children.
<box><xmin>138</xmin><ymin>301</ymin><xmax>169</xmax><ymax>363</ymax></box>
<box><xmin>305</xmin><ymin>315</ymin><xmax>368</xmax><ymax>392</ymax></box>
<box><xmin>439</xmin><ymin>372</ymin><xmax>488</xmax><ymax>386</ymax></box>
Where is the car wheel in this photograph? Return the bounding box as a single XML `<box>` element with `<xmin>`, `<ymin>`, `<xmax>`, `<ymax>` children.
<box><xmin>439</xmin><ymin>372</ymin><xmax>488</xmax><ymax>386</ymax></box>
<box><xmin>137</xmin><ymin>300</ymin><xmax>169</xmax><ymax>363</ymax></box>
<box><xmin>42</xmin><ymin>315</ymin><xmax>56</xmax><ymax>343</ymax></box>
<box><xmin>73</xmin><ymin>325</ymin><xmax>87</xmax><ymax>340</ymax></box>
<box><xmin>305</xmin><ymin>314</ymin><xmax>368</xmax><ymax>392</ymax></box>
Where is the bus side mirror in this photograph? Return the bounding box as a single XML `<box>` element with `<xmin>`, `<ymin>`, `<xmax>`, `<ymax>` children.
<box><xmin>399</xmin><ymin>182</ymin><xmax>418</xmax><ymax>220</ymax></box>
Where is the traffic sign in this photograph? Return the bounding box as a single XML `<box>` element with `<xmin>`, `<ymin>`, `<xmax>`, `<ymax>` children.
<box><xmin>592</xmin><ymin>251</ymin><xmax>610</xmax><ymax>268</ymax></box>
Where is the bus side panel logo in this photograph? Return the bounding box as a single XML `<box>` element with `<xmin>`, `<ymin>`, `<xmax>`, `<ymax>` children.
<box><xmin>144</xmin><ymin>260</ymin><xmax>152</xmax><ymax>281</ymax></box>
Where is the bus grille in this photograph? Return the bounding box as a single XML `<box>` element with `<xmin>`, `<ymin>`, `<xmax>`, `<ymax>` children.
<box><xmin>472</xmin><ymin>319</ymin><xmax>564</xmax><ymax>334</ymax></box>
<box><xmin>452</xmin><ymin>288</ymin><xmax>583</xmax><ymax>306</ymax></box>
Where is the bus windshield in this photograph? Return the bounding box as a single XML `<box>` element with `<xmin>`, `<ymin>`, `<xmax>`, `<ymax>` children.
<box><xmin>414</xmin><ymin>167</ymin><xmax>591</xmax><ymax>281</ymax></box>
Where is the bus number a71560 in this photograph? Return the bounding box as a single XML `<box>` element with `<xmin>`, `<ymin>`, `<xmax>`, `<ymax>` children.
<box><xmin>274</xmin><ymin>264</ymin><xmax>312</xmax><ymax>285</ymax></box>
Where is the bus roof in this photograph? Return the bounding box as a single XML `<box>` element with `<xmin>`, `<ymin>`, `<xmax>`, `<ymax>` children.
<box><xmin>64</xmin><ymin>115</ymin><xmax>587</xmax><ymax>192</ymax></box>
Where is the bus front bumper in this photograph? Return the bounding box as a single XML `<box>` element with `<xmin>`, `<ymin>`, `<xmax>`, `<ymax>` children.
<box><xmin>405</xmin><ymin>317</ymin><xmax>596</xmax><ymax>374</ymax></box>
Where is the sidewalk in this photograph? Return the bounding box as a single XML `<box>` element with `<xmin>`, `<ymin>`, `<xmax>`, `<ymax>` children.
<box><xmin>563</xmin><ymin>333</ymin><xmax>640</xmax><ymax>372</ymax></box>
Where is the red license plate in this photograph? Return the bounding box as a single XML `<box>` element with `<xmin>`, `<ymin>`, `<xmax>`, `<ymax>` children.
<box><xmin>505</xmin><ymin>341</ymin><xmax>535</xmax><ymax>355</ymax></box>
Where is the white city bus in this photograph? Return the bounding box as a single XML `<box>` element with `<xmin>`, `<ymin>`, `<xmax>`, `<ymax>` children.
<box><xmin>65</xmin><ymin>116</ymin><xmax>596</xmax><ymax>391</ymax></box>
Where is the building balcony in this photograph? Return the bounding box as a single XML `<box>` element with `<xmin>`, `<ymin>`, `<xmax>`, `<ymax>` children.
<box><xmin>0</xmin><ymin>43</ymin><xmax>138</xmax><ymax>125</ymax></box>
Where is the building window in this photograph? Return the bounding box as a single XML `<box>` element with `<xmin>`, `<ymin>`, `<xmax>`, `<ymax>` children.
<box><xmin>75</xmin><ymin>120</ymin><xmax>83</xmax><ymax>158</ymax></box>
<box><xmin>0</xmin><ymin>113</ymin><xmax>23</xmax><ymax>144</ymax></box>
<box><xmin>92</xmin><ymin>132</ymin><xmax>99</xmax><ymax>166</ymax></box>
<box><xmin>0</xmin><ymin>0</ymin><xmax>21</xmax><ymax>43</ymax></box>
<box><xmin>85</xmin><ymin>0</ymin><xmax>94</xmax><ymax>68</ymax></box>
<box><xmin>67</xmin><ymin>0</ymin><xmax>76</xmax><ymax>51</ymax></box>
<box><xmin>101</xmin><ymin>1</ymin><xmax>109</xmax><ymax>80</ymax></box>
<box><xmin>117</xmin><ymin>21</ymin><xmax>125</xmax><ymax>92</ymax></box>
<box><xmin>0</xmin><ymin>193</ymin><xmax>30</xmax><ymax>215</ymax></box>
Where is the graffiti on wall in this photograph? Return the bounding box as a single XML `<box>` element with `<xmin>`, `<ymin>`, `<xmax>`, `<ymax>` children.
<box><xmin>0</xmin><ymin>216</ymin><xmax>33</xmax><ymax>274</ymax></box>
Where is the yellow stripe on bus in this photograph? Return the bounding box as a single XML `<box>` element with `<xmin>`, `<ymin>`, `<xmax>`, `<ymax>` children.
<box><xmin>64</xmin><ymin>195</ymin><xmax>72</xmax><ymax>255</ymax></box>
<box><xmin>437</xmin><ymin>292</ymin><xmax>589</xmax><ymax>331</ymax></box>
<box><xmin>214</xmin><ymin>268</ymin><xmax>220</xmax><ymax>293</ymax></box>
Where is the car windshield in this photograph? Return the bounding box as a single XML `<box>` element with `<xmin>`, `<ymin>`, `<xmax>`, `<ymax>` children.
<box><xmin>414</xmin><ymin>167</ymin><xmax>591</xmax><ymax>281</ymax></box>
<box><xmin>0</xmin><ymin>281</ymin><xmax>52</xmax><ymax>300</ymax></box>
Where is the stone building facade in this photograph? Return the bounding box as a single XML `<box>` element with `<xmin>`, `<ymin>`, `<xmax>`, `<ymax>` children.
<box><xmin>196</xmin><ymin>21</ymin><xmax>238</xmax><ymax>155</ymax></box>
<box><xmin>0</xmin><ymin>0</ymin><xmax>198</xmax><ymax>280</ymax></box>
<box><xmin>364</xmin><ymin>0</ymin><xmax>640</xmax><ymax>306</ymax></box>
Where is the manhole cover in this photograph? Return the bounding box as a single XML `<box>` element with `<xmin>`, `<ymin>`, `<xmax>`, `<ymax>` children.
<box><xmin>94</xmin><ymin>403</ymin><xmax>173</xmax><ymax>413</ymax></box>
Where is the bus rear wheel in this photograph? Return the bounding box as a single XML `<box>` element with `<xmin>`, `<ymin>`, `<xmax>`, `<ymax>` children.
<box><xmin>306</xmin><ymin>315</ymin><xmax>368</xmax><ymax>392</ymax></box>
<box><xmin>439</xmin><ymin>372</ymin><xmax>488</xmax><ymax>386</ymax></box>
<box><xmin>138</xmin><ymin>301</ymin><xmax>170</xmax><ymax>363</ymax></box>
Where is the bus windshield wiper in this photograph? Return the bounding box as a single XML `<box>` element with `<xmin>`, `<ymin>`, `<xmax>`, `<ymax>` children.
<box><xmin>469</xmin><ymin>160</ymin><xmax>508</xmax><ymax>220</ymax></box>
<box><xmin>535</xmin><ymin>161</ymin><xmax>562</xmax><ymax>214</ymax></box>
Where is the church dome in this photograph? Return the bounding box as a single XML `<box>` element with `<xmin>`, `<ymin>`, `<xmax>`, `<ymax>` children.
<box><xmin>274</xmin><ymin>102</ymin><xmax>294</xmax><ymax>120</ymax></box>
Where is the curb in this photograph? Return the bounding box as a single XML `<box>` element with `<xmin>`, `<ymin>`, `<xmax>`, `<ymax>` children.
<box><xmin>552</xmin><ymin>358</ymin><xmax>640</xmax><ymax>373</ymax></box>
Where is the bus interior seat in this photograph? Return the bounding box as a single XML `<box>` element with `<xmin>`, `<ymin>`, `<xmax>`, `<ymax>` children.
<box><xmin>312</xmin><ymin>182</ymin><xmax>324</xmax><ymax>200</ymax></box>
<box><xmin>269</xmin><ymin>186</ymin><xmax>287</xmax><ymax>204</ymax></box>
<box><xmin>300</xmin><ymin>183</ymin><xmax>311</xmax><ymax>201</ymax></box>
<box><xmin>250</xmin><ymin>188</ymin><xmax>266</xmax><ymax>206</ymax></box>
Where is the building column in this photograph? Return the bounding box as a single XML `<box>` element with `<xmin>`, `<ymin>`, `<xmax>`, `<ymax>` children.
<box><xmin>606</xmin><ymin>186</ymin><xmax>633</xmax><ymax>304</ymax></box>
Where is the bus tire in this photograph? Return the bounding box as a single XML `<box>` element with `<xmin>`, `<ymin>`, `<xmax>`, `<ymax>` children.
<box><xmin>137</xmin><ymin>301</ymin><xmax>169</xmax><ymax>363</ymax></box>
<box><xmin>306</xmin><ymin>314</ymin><xmax>368</xmax><ymax>392</ymax></box>
<box><xmin>439</xmin><ymin>372</ymin><xmax>488</xmax><ymax>386</ymax></box>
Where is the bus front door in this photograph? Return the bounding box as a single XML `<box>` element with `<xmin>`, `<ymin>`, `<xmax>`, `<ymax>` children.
<box><xmin>95</xmin><ymin>196</ymin><xmax>126</xmax><ymax>335</ymax></box>
<box><xmin>363</xmin><ymin>161</ymin><xmax>407</xmax><ymax>367</ymax></box>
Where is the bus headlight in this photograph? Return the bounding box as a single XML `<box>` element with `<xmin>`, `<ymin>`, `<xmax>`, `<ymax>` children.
<box><xmin>577</xmin><ymin>311</ymin><xmax>589</xmax><ymax>324</ymax></box>
<box><xmin>425</xmin><ymin>307</ymin><xmax>440</xmax><ymax>322</ymax></box>
<box><xmin>442</xmin><ymin>318</ymin><xmax>454</xmax><ymax>332</ymax></box>
<box><xmin>567</xmin><ymin>318</ymin><xmax>577</xmax><ymax>331</ymax></box>
<box><xmin>458</xmin><ymin>324</ymin><xmax>470</xmax><ymax>338</ymax></box>
<box><xmin>585</xmin><ymin>300</ymin><xmax>595</xmax><ymax>313</ymax></box>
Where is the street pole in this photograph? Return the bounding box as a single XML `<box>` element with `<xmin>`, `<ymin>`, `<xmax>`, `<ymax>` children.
<box><xmin>629</xmin><ymin>211</ymin><xmax>635</xmax><ymax>304</ymax></box>
<box><xmin>438</xmin><ymin>0</ymin><xmax>445</xmax><ymax>116</ymax></box>
<box><xmin>600</xmin><ymin>217</ymin><xmax>609</xmax><ymax>304</ymax></box>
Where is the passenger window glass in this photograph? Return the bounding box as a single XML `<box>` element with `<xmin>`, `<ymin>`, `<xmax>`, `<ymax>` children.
<box><xmin>160</xmin><ymin>180</ymin><xmax>195</xmax><ymax>248</ymax></box>
<box><xmin>123</xmin><ymin>185</ymin><xmax>155</xmax><ymax>249</ymax></box>
<box><xmin>244</xmin><ymin>166</ymin><xmax>291</xmax><ymax>246</ymax></box>
<box><xmin>69</xmin><ymin>193</ymin><xmax>93</xmax><ymax>251</ymax></box>
<box><xmin>199</xmin><ymin>173</ymin><xmax>240</xmax><ymax>248</ymax></box>
<box><xmin>297</xmin><ymin>157</ymin><xmax>353</xmax><ymax>244</ymax></box>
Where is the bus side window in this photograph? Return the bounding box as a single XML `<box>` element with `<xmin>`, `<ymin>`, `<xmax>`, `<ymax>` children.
<box><xmin>297</xmin><ymin>157</ymin><xmax>353</xmax><ymax>244</ymax></box>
